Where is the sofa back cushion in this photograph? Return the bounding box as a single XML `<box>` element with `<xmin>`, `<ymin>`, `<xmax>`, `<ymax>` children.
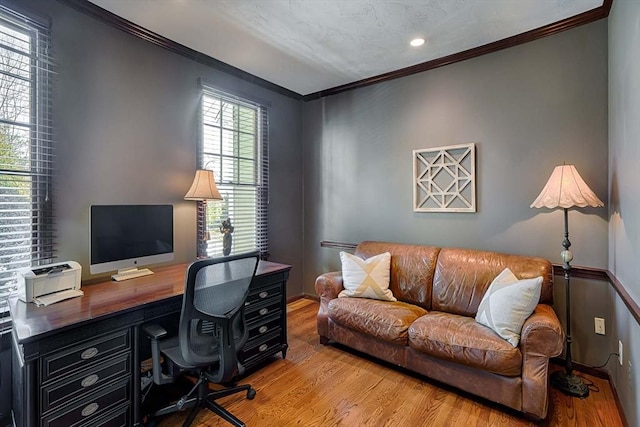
<box><xmin>432</xmin><ymin>248</ymin><xmax>554</xmax><ymax>317</ymax></box>
<box><xmin>355</xmin><ymin>241</ymin><xmax>440</xmax><ymax>310</ymax></box>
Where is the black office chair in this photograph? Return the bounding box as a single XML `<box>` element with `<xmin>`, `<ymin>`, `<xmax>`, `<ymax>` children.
<box><xmin>142</xmin><ymin>252</ymin><xmax>260</xmax><ymax>427</ymax></box>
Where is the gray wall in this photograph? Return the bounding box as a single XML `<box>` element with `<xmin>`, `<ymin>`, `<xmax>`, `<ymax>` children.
<box><xmin>302</xmin><ymin>20</ymin><xmax>612</xmax><ymax>366</ymax></box>
<box><xmin>14</xmin><ymin>0</ymin><xmax>304</xmax><ymax>295</ymax></box>
<box><xmin>302</xmin><ymin>21</ymin><xmax>608</xmax><ymax>284</ymax></box>
<box><xmin>608</xmin><ymin>0</ymin><xmax>640</xmax><ymax>425</ymax></box>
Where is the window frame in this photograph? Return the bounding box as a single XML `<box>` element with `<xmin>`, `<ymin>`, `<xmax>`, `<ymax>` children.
<box><xmin>0</xmin><ymin>5</ymin><xmax>54</xmax><ymax>316</ymax></box>
<box><xmin>197</xmin><ymin>83</ymin><xmax>269</xmax><ymax>259</ymax></box>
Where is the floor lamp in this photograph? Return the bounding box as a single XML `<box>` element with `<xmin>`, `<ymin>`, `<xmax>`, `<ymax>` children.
<box><xmin>530</xmin><ymin>164</ymin><xmax>604</xmax><ymax>398</ymax></box>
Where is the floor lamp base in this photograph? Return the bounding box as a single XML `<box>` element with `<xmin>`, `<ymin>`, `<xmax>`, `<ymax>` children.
<box><xmin>551</xmin><ymin>370</ymin><xmax>590</xmax><ymax>398</ymax></box>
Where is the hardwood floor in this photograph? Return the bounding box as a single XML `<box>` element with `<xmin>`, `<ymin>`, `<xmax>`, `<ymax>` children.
<box><xmin>159</xmin><ymin>299</ymin><xmax>624</xmax><ymax>426</ymax></box>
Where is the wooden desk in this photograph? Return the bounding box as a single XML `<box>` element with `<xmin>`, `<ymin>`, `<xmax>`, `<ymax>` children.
<box><xmin>10</xmin><ymin>261</ymin><xmax>291</xmax><ymax>427</ymax></box>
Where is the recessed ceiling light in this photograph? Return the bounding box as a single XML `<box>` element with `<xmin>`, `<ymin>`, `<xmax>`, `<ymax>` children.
<box><xmin>410</xmin><ymin>38</ymin><xmax>425</xmax><ymax>47</ymax></box>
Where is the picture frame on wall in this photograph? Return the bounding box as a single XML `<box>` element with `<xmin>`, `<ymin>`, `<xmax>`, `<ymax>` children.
<box><xmin>413</xmin><ymin>143</ymin><xmax>476</xmax><ymax>213</ymax></box>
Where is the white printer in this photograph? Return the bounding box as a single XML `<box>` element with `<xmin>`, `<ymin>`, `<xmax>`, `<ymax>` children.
<box><xmin>17</xmin><ymin>260</ymin><xmax>83</xmax><ymax>306</ymax></box>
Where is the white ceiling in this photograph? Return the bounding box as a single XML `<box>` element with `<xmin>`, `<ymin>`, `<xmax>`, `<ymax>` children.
<box><xmin>88</xmin><ymin>0</ymin><xmax>603</xmax><ymax>96</ymax></box>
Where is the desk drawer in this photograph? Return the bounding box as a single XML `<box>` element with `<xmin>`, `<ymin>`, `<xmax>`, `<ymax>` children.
<box><xmin>80</xmin><ymin>403</ymin><xmax>130</xmax><ymax>427</ymax></box>
<box><xmin>245</xmin><ymin>297</ymin><xmax>280</xmax><ymax>323</ymax></box>
<box><xmin>41</xmin><ymin>353</ymin><xmax>130</xmax><ymax>414</ymax></box>
<box><xmin>246</xmin><ymin>283</ymin><xmax>282</xmax><ymax>306</ymax></box>
<box><xmin>42</xmin><ymin>379</ymin><xmax>130</xmax><ymax>427</ymax></box>
<box><xmin>241</xmin><ymin>331</ymin><xmax>281</xmax><ymax>364</ymax></box>
<box><xmin>247</xmin><ymin>312</ymin><xmax>282</xmax><ymax>341</ymax></box>
<box><xmin>41</xmin><ymin>330</ymin><xmax>130</xmax><ymax>382</ymax></box>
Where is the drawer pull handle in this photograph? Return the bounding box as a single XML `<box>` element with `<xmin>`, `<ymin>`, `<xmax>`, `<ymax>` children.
<box><xmin>81</xmin><ymin>402</ymin><xmax>99</xmax><ymax>417</ymax></box>
<box><xmin>81</xmin><ymin>347</ymin><xmax>99</xmax><ymax>360</ymax></box>
<box><xmin>258</xmin><ymin>326</ymin><xmax>268</xmax><ymax>334</ymax></box>
<box><xmin>81</xmin><ymin>374</ymin><xmax>99</xmax><ymax>388</ymax></box>
<box><xmin>259</xmin><ymin>291</ymin><xmax>269</xmax><ymax>299</ymax></box>
<box><xmin>259</xmin><ymin>344</ymin><xmax>268</xmax><ymax>352</ymax></box>
<box><xmin>259</xmin><ymin>308</ymin><xmax>269</xmax><ymax>316</ymax></box>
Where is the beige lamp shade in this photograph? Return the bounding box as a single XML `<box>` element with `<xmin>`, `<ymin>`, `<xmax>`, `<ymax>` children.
<box><xmin>184</xmin><ymin>169</ymin><xmax>223</xmax><ymax>201</ymax></box>
<box><xmin>530</xmin><ymin>164</ymin><xmax>604</xmax><ymax>209</ymax></box>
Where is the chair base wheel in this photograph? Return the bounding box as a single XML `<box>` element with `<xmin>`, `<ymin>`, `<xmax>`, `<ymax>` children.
<box><xmin>247</xmin><ymin>388</ymin><xmax>256</xmax><ymax>400</ymax></box>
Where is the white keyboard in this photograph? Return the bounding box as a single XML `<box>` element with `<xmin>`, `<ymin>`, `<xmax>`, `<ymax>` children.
<box><xmin>111</xmin><ymin>268</ymin><xmax>154</xmax><ymax>282</ymax></box>
<box><xmin>34</xmin><ymin>289</ymin><xmax>84</xmax><ymax>307</ymax></box>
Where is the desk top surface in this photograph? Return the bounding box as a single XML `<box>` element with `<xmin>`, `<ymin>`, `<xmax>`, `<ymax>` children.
<box><xmin>9</xmin><ymin>260</ymin><xmax>291</xmax><ymax>344</ymax></box>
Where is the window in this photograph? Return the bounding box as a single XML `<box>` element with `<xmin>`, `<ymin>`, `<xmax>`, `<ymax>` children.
<box><xmin>0</xmin><ymin>6</ymin><xmax>54</xmax><ymax>314</ymax></box>
<box><xmin>198</xmin><ymin>85</ymin><xmax>268</xmax><ymax>258</ymax></box>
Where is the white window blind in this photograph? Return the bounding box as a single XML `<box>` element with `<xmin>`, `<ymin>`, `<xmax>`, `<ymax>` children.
<box><xmin>199</xmin><ymin>86</ymin><xmax>268</xmax><ymax>258</ymax></box>
<box><xmin>0</xmin><ymin>6</ymin><xmax>55</xmax><ymax>314</ymax></box>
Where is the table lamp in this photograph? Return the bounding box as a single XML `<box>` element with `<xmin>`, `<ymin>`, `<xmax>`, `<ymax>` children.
<box><xmin>530</xmin><ymin>164</ymin><xmax>604</xmax><ymax>398</ymax></box>
<box><xmin>185</xmin><ymin>169</ymin><xmax>223</xmax><ymax>257</ymax></box>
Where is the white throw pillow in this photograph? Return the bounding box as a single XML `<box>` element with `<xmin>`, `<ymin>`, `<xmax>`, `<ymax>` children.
<box><xmin>475</xmin><ymin>267</ymin><xmax>542</xmax><ymax>347</ymax></box>
<box><xmin>338</xmin><ymin>251</ymin><xmax>396</xmax><ymax>302</ymax></box>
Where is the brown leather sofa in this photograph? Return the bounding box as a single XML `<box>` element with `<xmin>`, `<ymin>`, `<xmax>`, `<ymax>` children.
<box><xmin>315</xmin><ymin>241</ymin><xmax>564</xmax><ymax>420</ymax></box>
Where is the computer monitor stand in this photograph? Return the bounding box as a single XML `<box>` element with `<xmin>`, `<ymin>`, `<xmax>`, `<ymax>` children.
<box><xmin>111</xmin><ymin>267</ymin><xmax>154</xmax><ymax>282</ymax></box>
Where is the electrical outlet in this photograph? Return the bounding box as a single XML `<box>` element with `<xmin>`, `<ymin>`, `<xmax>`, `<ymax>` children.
<box><xmin>619</xmin><ymin>340</ymin><xmax>624</xmax><ymax>366</ymax></box>
<box><xmin>594</xmin><ymin>317</ymin><xmax>605</xmax><ymax>335</ymax></box>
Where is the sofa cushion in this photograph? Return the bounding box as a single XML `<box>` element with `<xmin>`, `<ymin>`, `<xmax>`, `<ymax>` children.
<box><xmin>432</xmin><ymin>248</ymin><xmax>554</xmax><ymax>317</ymax></box>
<box><xmin>328</xmin><ymin>298</ymin><xmax>428</xmax><ymax>345</ymax></box>
<box><xmin>408</xmin><ymin>312</ymin><xmax>522</xmax><ymax>376</ymax></box>
<box><xmin>355</xmin><ymin>241</ymin><xmax>440</xmax><ymax>309</ymax></box>
<box><xmin>339</xmin><ymin>251</ymin><xmax>396</xmax><ymax>301</ymax></box>
<box><xmin>475</xmin><ymin>268</ymin><xmax>542</xmax><ymax>347</ymax></box>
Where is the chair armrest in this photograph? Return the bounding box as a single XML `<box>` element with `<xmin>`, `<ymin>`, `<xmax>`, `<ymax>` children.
<box><xmin>142</xmin><ymin>324</ymin><xmax>167</xmax><ymax>340</ymax></box>
<box><xmin>141</xmin><ymin>324</ymin><xmax>171</xmax><ymax>385</ymax></box>
<box><xmin>315</xmin><ymin>271</ymin><xmax>343</xmax><ymax>340</ymax></box>
<box><xmin>520</xmin><ymin>304</ymin><xmax>565</xmax><ymax>357</ymax></box>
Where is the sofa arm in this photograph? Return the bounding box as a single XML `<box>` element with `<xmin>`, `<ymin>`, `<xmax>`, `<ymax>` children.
<box><xmin>315</xmin><ymin>271</ymin><xmax>343</xmax><ymax>341</ymax></box>
<box><xmin>315</xmin><ymin>271</ymin><xmax>344</xmax><ymax>300</ymax></box>
<box><xmin>519</xmin><ymin>304</ymin><xmax>565</xmax><ymax>419</ymax></box>
<box><xmin>520</xmin><ymin>304</ymin><xmax>564</xmax><ymax>356</ymax></box>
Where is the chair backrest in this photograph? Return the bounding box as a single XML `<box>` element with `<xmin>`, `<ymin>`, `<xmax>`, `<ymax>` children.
<box><xmin>179</xmin><ymin>251</ymin><xmax>259</xmax><ymax>381</ymax></box>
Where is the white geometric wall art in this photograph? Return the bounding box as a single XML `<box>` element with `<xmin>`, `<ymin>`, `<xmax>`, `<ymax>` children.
<box><xmin>413</xmin><ymin>143</ymin><xmax>476</xmax><ymax>213</ymax></box>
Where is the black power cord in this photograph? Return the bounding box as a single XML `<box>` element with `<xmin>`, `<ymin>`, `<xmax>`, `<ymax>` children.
<box><xmin>590</xmin><ymin>352</ymin><xmax>621</xmax><ymax>369</ymax></box>
<box><xmin>574</xmin><ymin>352</ymin><xmax>620</xmax><ymax>394</ymax></box>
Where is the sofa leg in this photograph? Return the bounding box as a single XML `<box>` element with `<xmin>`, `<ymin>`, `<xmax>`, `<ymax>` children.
<box><xmin>319</xmin><ymin>336</ymin><xmax>329</xmax><ymax>345</ymax></box>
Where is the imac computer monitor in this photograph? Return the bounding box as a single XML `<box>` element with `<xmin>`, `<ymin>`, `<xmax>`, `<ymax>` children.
<box><xmin>90</xmin><ymin>204</ymin><xmax>174</xmax><ymax>276</ymax></box>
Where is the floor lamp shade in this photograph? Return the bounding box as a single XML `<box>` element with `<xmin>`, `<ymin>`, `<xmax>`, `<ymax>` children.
<box><xmin>531</xmin><ymin>164</ymin><xmax>603</xmax><ymax>398</ymax></box>
<box><xmin>530</xmin><ymin>164</ymin><xmax>604</xmax><ymax>209</ymax></box>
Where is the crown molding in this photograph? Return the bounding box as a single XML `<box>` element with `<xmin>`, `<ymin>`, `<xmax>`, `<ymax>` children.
<box><xmin>57</xmin><ymin>0</ymin><xmax>304</xmax><ymax>100</ymax></box>
<box><xmin>58</xmin><ymin>0</ymin><xmax>612</xmax><ymax>102</ymax></box>
<box><xmin>304</xmin><ymin>0</ymin><xmax>613</xmax><ymax>100</ymax></box>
